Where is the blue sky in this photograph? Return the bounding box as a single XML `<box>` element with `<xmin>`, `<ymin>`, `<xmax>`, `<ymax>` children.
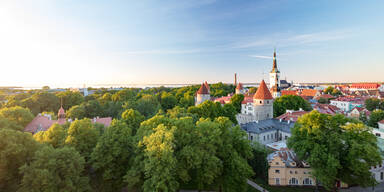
<box><xmin>0</xmin><ymin>0</ymin><xmax>383</xmax><ymax>87</ymax></box>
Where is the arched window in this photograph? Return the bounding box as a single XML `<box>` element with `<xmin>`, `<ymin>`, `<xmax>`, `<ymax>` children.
<box><xmin>303</xmin><ymin>178</ymin><xmax>312</xmax><ymax>185</ymax></box>
<box><xmin>289</xmin><ymin>178</ymin><xmax>298</xmax><ymax>185</ymax></box>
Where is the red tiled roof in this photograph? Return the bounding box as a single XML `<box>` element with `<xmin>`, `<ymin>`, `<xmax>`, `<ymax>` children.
<box><xmin>351</xmin><ymin>83</ymin><xmax>380</xmax><ymax>89</ymax></box>
<box><xmin>197</xmin><ymin>83</ymin><xmax>209</xmax><ymax>94</ymax></box>
<box><xmin>204</xmin><ymin>81</ymin><xmax>210</xmax><ymax>92</ymax></box>
<box><xmin>300</xmin><ymin>89</ymin><xmax>318</xmax><ymax>97</ymax></box>
<box><xmin>236</xmin><ymin>82</ymin><xmax>243</xmax><ymax>90</ymax></box>
<box><xmin>281</xmin><ymin>90</ymin><xmax>297</xmax><ymax>96</ymax></box>
<box><xmin>313</xmin><ymin>103</ymin><xmax>340</xmax><ymax>115</ymax></box>
<box><xmin>316</xmin><ymin>94</ymin><xmax>334</xmax><ymax>100</ymax></box>
<box><xmin>253</xmin><ymin>80</ymin><xmax>273</xmax><ymax>100</ymax></box>
<box><xmin>379</xmin><ymin>120</ymin><xmax>384</xmax><ymax>124</ymax></box>
<box><xmin>241</xmin><ymin>96</ymin><xmax>254</xmax><ymax>104</ymax></box>
<box><xmin>93</xmin><ymin>117</ymin><xmax>112</xmax><ymax>127</ymax></box>
<box><xmin>24</xmin><ymin>115</ymin><xmax>55</xmax><ymax>133</ymax></box>
<box><xmin>214</xmin><ymin>95</ymin><xmax>232</xmax><ymax>104</ymax></box>
<box><xmin>58</xmin><ymin>106</ymin><xmax>65</xmax><ymax>115</ymax></box>
<box><xmin>276</xmin><ymin>111</ymin><xmax>309</xmax><ymax>122</ymax></box>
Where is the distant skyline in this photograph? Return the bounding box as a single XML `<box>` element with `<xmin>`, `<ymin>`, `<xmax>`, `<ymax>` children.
<box><xmin>1</xmin><ymin>0</ymin><xmax>383</xmax><ymax>87</ymax></box>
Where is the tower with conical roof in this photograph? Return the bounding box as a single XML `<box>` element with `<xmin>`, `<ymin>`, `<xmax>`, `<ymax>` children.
<box><xmin>252</xmin><ymin>80</ymin><xmax>274</xmax><ymax>120</ymax></box>
<box><xmin>235</xmin><ymin>82</ymin><xmax>244</xmax><ymax>94</ymax></box>
<box><xmin>195</xmin><ymin>82</ymin><xmax>211</xmax><ymax>106</ymax></box>
<box><xmin>269</xmin><ymin>49</ymin><xmax>280</xmax><ymax>92</ymax></box>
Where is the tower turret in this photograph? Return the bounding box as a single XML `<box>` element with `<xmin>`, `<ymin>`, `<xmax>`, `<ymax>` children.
<box><xmin>195</xmin><ymin>82</ymin><xmax>211</xmax><ymax>106</ymax></box>
<box><xmin>269</xmin><ymin>49</ymin><xmax>280</xmax><ymax>93</ymax></box>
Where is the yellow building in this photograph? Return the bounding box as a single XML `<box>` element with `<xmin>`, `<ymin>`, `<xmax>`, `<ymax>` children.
<box><xmin>267</xmin><ymin>149</ymin><xmax>348</xmax><ymax>188</ymax></box>
<box><xmin>267</xmin><ymin>149</ymin><xmax>315</xmax><ymax>186</ymax></box>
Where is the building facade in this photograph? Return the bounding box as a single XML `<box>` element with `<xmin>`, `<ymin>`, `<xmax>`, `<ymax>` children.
<box><xmin>237</xmin><ymin>80</ymin><xmax>273</xmax><ymax>124</ymax></box>
<box><xmin>195</xmin><ymin>82</ymin><xmax>211</xmax><ymax>106</ymax></box>
<box><xmin>268</xmin><ymin>149</ymin><xmax>316</xmax><ymax>186</ymax></box>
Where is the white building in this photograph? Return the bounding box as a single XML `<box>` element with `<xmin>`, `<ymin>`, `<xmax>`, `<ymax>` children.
<box><xmin>379</xmin><ymin>120</ymin><xmax>384</xmax><ymax>129</ymax></box>
<box><xmin>237</xmin><ymin>80</ymin><xmax>273</xmax><ymax>124</ymax></box>
<box><xmin>240</xmin><ymin>119</ymin><xmax>294</xmax><ymax>145</ymax></box>
<box><xmin>195</xmin><ymin>82</ymin><xmax>210</xmax><ymax>106</ymax></box>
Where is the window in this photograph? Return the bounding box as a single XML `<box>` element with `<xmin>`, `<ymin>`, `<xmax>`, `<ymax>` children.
<box><xmin>285</xmin><ymin>136</ymin><xmax>288</xmax><ymax>140</ymax></box>
<box><xmin>295</xmin><ymin>171</ymin><xmax>297</xmax><ymax>174</ymax></box>
<box><xmin>289</xmin><ymin>178</ymin><xmax>298</xmax><ymax>185</ymax></box>
<box><xmin>250</xmin><ymin>135</ymin><xmax>253</xmax><ymax>141</ymax></box>
<box><xmin>303</xmin><ymin>178</ymin><xmax>312</xmax><ymax>185</ymax></box>
<box><xmin>290</xmin><ymin>171</ymin><xmax>293</xmax><ymax>174</ymax></box>
<box><xmin>263</xmin><ymin>136</ymin><xmax>265</xmax><ymax>141</ymax></box>
<box><xmin>275</xmin><ymin>170</ymin><xmax>280</xmax><ymax>173</ymax></box>
<box><xmin>267</xmin><ymin>135</ymin><xmax>269</xmax><ymax>140</ymax></box>
<box><xmin>271</xmin><ymin>133</ymin><xmax>273</xmax><ymax>139</ymax></box>
<box><xmin>381</xmin><ymin>172</ymin><xmax>384</xmax><ymax>180</ymax></box>
<box><xmin>376</xmin><ymin>133</ymin><xmax>381</xmax><ymax>137</ymax></box>
<box><xmin>260</xmin><ymin>101</ymin><xmax>262</xmax><ymax>104</ymax></box>
<box><xmin>275</xmin><ymin>162</ymin><xmax>279</xmax><ymax>165</ymax></box>
<box><xmin>267</xmin><ymin>101</ymin><xmax>269</xmax><ymax>104</ymax></box>
<box><xmin>275</xmin><ymin>178</ymin><xmax>280</xmax><ymax>185</ymax></box>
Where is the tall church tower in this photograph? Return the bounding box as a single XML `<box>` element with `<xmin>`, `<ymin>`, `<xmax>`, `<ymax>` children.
<box><xmin>269</xmin><ymin>49</ymin><xmax>281</xmax><ymax>98</ymax></box>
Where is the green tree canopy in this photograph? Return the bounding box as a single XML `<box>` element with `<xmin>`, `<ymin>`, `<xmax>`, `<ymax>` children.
<box><xmin>67</xmin><ymin>104</ymin><xmax>86</xmax><ymax>119</ymax></box>
<box><xmin>368</xmin><ymin>110</ymin><xmax>384</xmax><ymax>128</ymax></box>
<box><xmin>0</xmin><ymin>129</ymin><xmax>39</xmax><ymax>191</ymax></box>
<box><xmin>160</xmin><ymin>92</ymin><xmax>178</xmax><ymax>111</ymax></box>
<box><xmin>121</xmin><ymin>109</ymin><xmax>145</xmax><ymax>134</ymax></box>
<box><xmin>126</xmin><ymin>115</ymin><xmax>253</xmax><ymax>191</ymax></box>
<box><xmin>33</xmin><ymin>123</ymin><xmax>66</xmax><ymax>148</ymax></box>
<box><xmin>19</xmin><ymin>145</ymin><xmax>90</xmax><ymax>192</ymax></box>
<box><xmin>65</xmin><ymin>119</ymin><xmax>99</xmax><ymax>160</ymax></box>
<box><xmin>91</xmin><ymin>120</ymin><xmax>135</xmax><ymax>191</ymax></box>
<box><xmin>56</xmin><ymin>91</ymin><xmax>84</xmax><ymax>110</ymax></box>
<box><xmin>273</xmin><ymin>95</ymin><xmax>312</xmax><ymax>117</ymax></box>
<box><xmin>187</xmin><ymin>100</ymin><xmax>238</xmax><ymax>124</ymax></box>
<box><xmin>365</xmin><ymin>98</ymin><xmax>382</xmax><ymax>111</ymax></box>
<box><xmin>288</xmin><ymin>111</ymin><xmax>382</xmax><ymax>190</ymax></box>
<box><xmin>324</xmin><ymin>86</ymin><xmax>335</xmax><ymax>94</ymax></box>
<box><xmin>0</xmin><ymin>106</ymin><xmax>34</xmax><ymax>127</ymax></box>
<box><xmin>230</xmin><ymin>94</ymin><xmax>244</xmax><ymax>113</ymax></box>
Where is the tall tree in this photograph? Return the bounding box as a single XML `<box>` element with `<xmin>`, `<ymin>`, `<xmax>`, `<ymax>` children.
<box><xmin>134</xmin><ymin>94</ymin><xmax>161</xmax><ymax>118</ymax></box>
<box><xmin>18</xmin><ymin>146</ymin><xmax>90</xmax><ymax>192</ymax></box>
<box><xmin>121</xmin><ymin>109</ymin><xmax>145</xmax><ymax>134</ymax></box>
<box><xmin>230</xmin><ymin>94</ymin><xmax>244</xmax><ymax>113</ymax></box>
<box><xmin>91</xmin><ymin>120</ymin><xmax>135</xmax><ymax>191</ymax></box>
<box><xmin>65</xmin><ymin>119</ymin><xmax>99</xmax><ymax>161</ymax></box>
<box><xmin>33</xmin><ymin>123</ymin><xmax>66</xmax><ymax>148</ymax></box>
<box><xmin>365</xmin><ymin>98</ymin><xmax>381</xmax><ymax>111</ymax></box>
<box><xmin>368</xmin><ymin>110</ymin><xmax>384</xmax><ymax>128</ymax></box>
<box><xmin>160</xmin><ymin>92</ymin><xmax>178</xmax><ymax>111</ymax></box>
<box><xmin>273</xmin><ymin>95</ymin><xmax>312</xmax><ymax>117</ymax></box>
<box><xmin>288</xmin><ymin>111</ymin><xmax>381</xmax><ymax>190</ymax></box>
<box><xmin>0</xmin><ymin>106</ymin><xmax>34</xmax><ymax>127</ymax></box>
<box><xmin>0</xmin><ymin>129</ymin><xmax>39</xmax><ymax>191</ymax></box>
<box><xmin>56</xmin><ymin>91</ymin><xmax>84</xmax><ymax>110</ymax></box>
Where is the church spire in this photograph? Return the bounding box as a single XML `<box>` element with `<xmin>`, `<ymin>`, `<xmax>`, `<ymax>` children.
<box><xmin>271</xmin><ymin>48</ymin><xmax>279</xmax><ymax>73</ymax></box>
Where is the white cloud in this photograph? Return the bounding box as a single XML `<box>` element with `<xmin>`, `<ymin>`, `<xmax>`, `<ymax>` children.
<box><xmin>249</xmin><ymin>55</ymin><xmax>272</xmax><ymax>59</ymax></box>
<box><xmin>233</xmin><ymin>30</ymin><xmax>353</xmax><ymax>49</ymax></box>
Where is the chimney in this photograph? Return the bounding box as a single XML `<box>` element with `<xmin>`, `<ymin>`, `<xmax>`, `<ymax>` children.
<box><xmin>234</xmin><ymin>73</ymin><xmax>237</xmax><ymax>86</ymax></box>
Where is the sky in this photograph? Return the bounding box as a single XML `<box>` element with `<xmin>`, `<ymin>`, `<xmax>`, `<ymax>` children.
<box><xmin>0</xmin><ymin>0</ymin><xmax>383</xmax><ymax>87</ymax></box>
